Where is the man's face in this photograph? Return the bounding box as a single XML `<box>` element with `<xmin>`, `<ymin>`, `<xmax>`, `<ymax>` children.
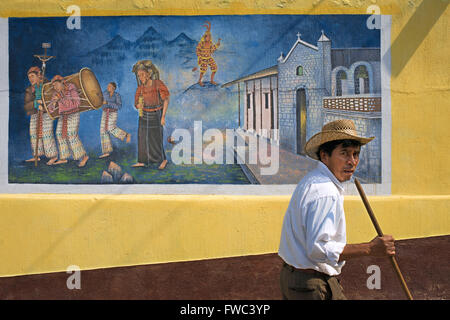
<box><xmin>28</xmin><ymin>73</ymin><xmax>39</xmax><ymax>85</ymax></box>
<box><xmin>52</xmin><ymin>81</ymin><xmax>63</xmax><ymax>91</ymax></box>
<box><xmin>321</xmin><ymin>143</ymin><xmax>361</xmax><ymax>182</ymax></box>
<box><xmin>107</xmin><ymin>83</ymin><xmax>115</xmax><ymax>94</ymax></box>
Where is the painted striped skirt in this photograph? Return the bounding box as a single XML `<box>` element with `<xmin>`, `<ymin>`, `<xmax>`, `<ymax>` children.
<box><xmin>29</xmin><ymin>112</ymin><xmax>58</xmax><ymax>159</ymax></box>
<box><xmin>100</xmin><ymin>108</ymin><xmax>127</xmax><ymax>154</ymax></box>
<box><xmin>56</xmin><ymin>112</ymin><xmax>86</xmax><ymax>161</ymax></box>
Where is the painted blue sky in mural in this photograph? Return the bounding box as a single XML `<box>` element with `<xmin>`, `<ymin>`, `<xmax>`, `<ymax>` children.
<box><xmin>9</xmin><ymin>15</ymin><xmax>380</xmax><ymax>161</ymax></box>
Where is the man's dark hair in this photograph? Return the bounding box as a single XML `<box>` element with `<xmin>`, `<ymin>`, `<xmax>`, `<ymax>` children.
<box><xmin>109</xmin><ymin>82</ymin><xmax>117</xmax><ymax>89</ymax></box>
<box><xmin>317</xmin><ymin>139</ymin><xmax>362</xmax><ymax>161</ymax></box>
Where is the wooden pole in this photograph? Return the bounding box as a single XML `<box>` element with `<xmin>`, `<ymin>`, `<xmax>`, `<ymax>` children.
<box><xmin>354</xmin><ymin>178</ymin><xmax>414</xmax><ymax>300</ymax></box>
<box><xmin>33</xmin><ymin>42</ymin><xmax>53</xmax><ymax>167</ymax></box>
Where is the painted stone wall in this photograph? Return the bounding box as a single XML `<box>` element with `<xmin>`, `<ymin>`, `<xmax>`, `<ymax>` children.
<box><xmin>277</xmin><ymin>37</ymin><xmax>329</xmax><ymax>153</ymax></box>
<box><xmin>277</xmin><ymin>33</ymin><xmax>382</xmax><ymax>181</ymax></box>
<box><xmin>324</xmin><ymin>110</ymin><xmax>382</xmax><ymax>183</ymax></box>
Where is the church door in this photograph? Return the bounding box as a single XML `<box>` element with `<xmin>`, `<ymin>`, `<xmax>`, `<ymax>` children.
<box><xmin>296</xmin><ymin>89</ymin><xmax>307</xmax><ymax>155</ymax></box>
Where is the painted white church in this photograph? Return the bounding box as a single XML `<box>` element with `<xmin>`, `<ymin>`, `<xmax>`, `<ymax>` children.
<box><xmin>223</xmin><ymin>31</ymin><xmax>382</xmax><ymax>183</ymax></box>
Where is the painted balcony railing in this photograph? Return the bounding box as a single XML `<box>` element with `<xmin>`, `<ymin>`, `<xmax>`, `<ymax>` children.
<box><xmin>323</xmin><ymin>95</ymin><xmax>381</xmax><ymax>112</ymax></box>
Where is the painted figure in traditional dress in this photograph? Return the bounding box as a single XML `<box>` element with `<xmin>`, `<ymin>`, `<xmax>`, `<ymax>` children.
<box><xmin>194</xmin><ymin>21</ymin><xmax>221</xmax><ymax>86</ymax></box>
<box><xmin>99</xmin><ymin>82</ymin><xmax>131</xmax><ymax>158</ymax></box>
<box><xmin>132</xmin><ymin>61</ymin><xmax>169</xmax><ymax>170</ymax></box>
<box><xmin>24</xmin><ymin>66</ymin><xmax>58</xmax><ymax>165</ymax></box>
<box><xmin>47</xmin><ymin>75</ymin><xmax>89</xmax><ymax>167</ymax></box>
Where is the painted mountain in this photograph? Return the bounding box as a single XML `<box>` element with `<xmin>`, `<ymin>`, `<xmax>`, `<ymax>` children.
<box><xmin>77</xmin><ymin>26</ymin><xmax>239</xmax><ymax>135</ymax></box>
<box><xmin>81</xmin><ymin>26</ymin><xmax>237</xmax><ymax>94</ymax></box>
<box><xmin>84</xmin><ymin>27</ymin><xmax>194</xmax><ymax>74</ymax></box>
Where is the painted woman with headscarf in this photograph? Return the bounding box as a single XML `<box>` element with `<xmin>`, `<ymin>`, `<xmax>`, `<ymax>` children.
<box><xmin>132</xmin><ymin>60</ymin><xmax>169</xmax><ymax>170</ymax></box>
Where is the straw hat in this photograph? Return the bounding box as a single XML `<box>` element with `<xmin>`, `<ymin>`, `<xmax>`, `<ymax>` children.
<box><xmin>304</xmin><ymin>119</ymin><xmax>374</xmax><ymax>160</ymax></box>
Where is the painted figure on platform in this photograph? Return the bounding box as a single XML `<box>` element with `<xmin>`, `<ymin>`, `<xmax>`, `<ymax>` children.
<box><xmin>24</xmin><ymin>66</ymin><xmax>58</xmax><ymax>165</ymax></box>
<box><xmin>47</xmin><ymin>75</ymin><xmax>89</xmax><ymax>167</ymax></box>
<box><xmin>99</xmin><ymin>82</ymin><xmax>131</xmax><ymax>158</ymax></box>
<box><xmin>132</xmin><ymin>60</ymin><xmax>170</xmax><ymax>170</ymax></box>
<box><xmin>194</xmin><ymin>21</ymin><xmax>221</xmax><ymax>86</ymax></box>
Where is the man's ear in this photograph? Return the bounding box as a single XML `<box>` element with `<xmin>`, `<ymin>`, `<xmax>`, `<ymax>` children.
<box><xmin>320</xmin><ymin>149</ymin><xmax>329</xmax><ymax>165</ymax></box>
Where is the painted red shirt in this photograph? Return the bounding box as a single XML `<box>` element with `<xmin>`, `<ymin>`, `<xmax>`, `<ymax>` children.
<box><xmin>134</xmin><ymin>80</ymin><xmax>169</xmax><ymax>108</ymax></box>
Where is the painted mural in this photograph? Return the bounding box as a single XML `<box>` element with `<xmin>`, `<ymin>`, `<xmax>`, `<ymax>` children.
<box><xmin>8</xmin><ymin>15</ymin><xmax>385</xmax><ymax>186</ymax></box>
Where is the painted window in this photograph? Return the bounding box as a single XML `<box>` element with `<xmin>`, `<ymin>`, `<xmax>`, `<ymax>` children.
<box><xmin>247</xmin><ymin>93</ymin><xmax>251</xmax><ymax>109</ymax></box>
<box><xmin>296</xmin><ymin>66</ymin><xmax>303</xmax><ymax>76</ymax></box>
<box><xmin>336</xmin><ymin>70</ymin><xmax>347</xmax><ymax>96</ymax></box>
<box><xmin>354</xmin><ymin>65</ymin><xmax>370</xmax><ymax>94</ymax></box>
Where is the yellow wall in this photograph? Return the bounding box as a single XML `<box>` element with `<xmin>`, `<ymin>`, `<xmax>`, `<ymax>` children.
<box><xmin>0</xmin><ymin>0</ymin><xmax>449</xmax><ymax>277</ymax></box>
<box><xmin>1</xmin><ymin>194</ymin><xmax>448</xmax><ymax>277</ymax></box>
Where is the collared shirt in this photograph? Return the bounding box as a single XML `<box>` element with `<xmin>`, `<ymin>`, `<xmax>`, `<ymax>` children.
<box><xmin>103</xmin><ymin>90</ymin><xmax>122</xmax><ymax>111</ymax></box>
<box><xmin>278</xmin><ymin>161</ymin><xmax>347</xmax><ymax>276</ymax></box>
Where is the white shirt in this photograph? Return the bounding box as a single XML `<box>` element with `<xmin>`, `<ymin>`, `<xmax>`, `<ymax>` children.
<box><xmin>278</xmin><ymin>161</ymin><xmax>347</xmax><ymax>276</ymax></box>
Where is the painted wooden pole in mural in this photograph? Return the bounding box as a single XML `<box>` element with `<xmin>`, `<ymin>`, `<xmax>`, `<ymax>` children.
<box><xmin>354</xmin><ymin>178</ymin><xmax>414</xmax><ymax>300</ymax></box>
<box><xmin>33</xmin><ymin>42</ymin><xmax>54</xmax><ymax>167</ymax></box>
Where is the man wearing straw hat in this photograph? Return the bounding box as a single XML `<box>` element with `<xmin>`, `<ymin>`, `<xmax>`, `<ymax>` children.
<box><xmin>278</xmin><ymin>119</ymin><xmax>395</xmax><ymax>300</ymax></box>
